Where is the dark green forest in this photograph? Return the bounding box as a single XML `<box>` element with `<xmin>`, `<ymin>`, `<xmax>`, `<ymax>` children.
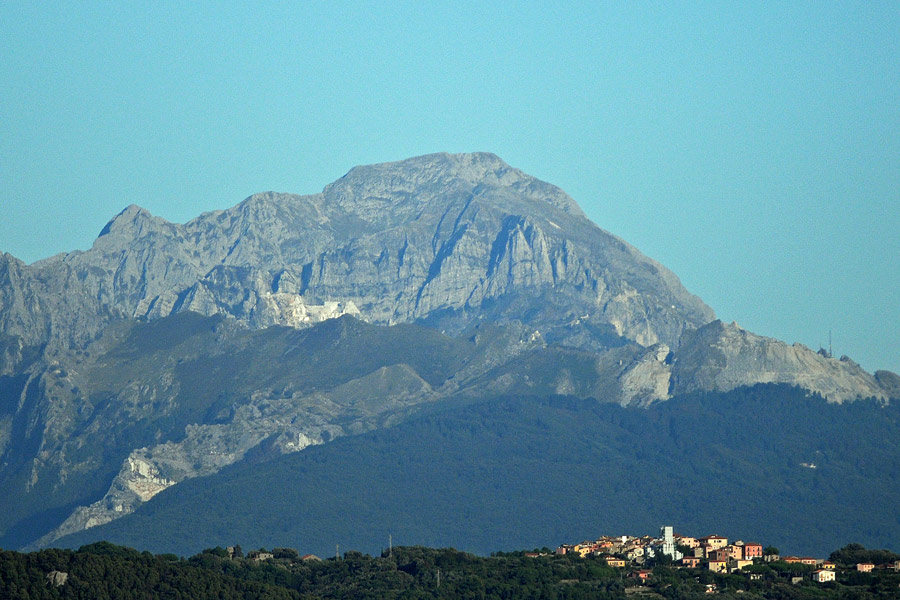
<box><xmin>56</xmin><ymin>384</ymin><xmax>900</xmax><ymax>558</ymax></box>
<box><xmin>3</xmin><ymin>542</ymin><xmax>900</xmax><ymax>599</ymax></box>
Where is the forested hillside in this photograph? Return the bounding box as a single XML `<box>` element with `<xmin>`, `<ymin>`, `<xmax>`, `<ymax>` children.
<box><xmin>57</xmin><ymin>385</ymin><xmax>900</xmax><ymax>558</ymax></box>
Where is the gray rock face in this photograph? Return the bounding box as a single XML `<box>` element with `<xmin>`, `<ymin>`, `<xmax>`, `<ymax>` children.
<box><xmin>0</xmin><ymin>153</ymin><xmax>714</xmax><ymax>355</ymax></box>
<box><xmin>875</xmin><ymin>370</ymin><xmax>900</xmax><ymax>399</ymax></box>
<box><xmin>0</xmin><ymin>152</ymin><xmax>895</xmax><ymax>550</ymax></box>
<box><xmin>670</xmin><ymin>320</ymin><xmax>889</xmax><ymax>403</ymax></box>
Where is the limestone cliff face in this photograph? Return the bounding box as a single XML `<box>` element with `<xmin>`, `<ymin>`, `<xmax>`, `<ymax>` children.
<box><xmin>0</xmin><ymin>153</ymin><xmax>714</xmax><ymax>355</ymax></box>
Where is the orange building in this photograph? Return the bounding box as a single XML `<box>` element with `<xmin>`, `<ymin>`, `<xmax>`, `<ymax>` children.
<box><xmin>680</xmin><ymin>556</ymin><xmax>701</xmax><ymax>568</ymax></box>
<box><xmin>742</xmin><ymin>543</ymin><xmax>763</xmax><ymax>560</ymax></box>
<box><xmin>630</xmin><ymin>570</ymin><xmax>652</xmax><ymax>580</ymax></box>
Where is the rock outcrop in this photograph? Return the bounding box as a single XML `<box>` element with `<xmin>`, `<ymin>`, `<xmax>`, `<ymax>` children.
<box><xmin>0</xmin><ymin>153</ymin><xmax>714</xmax><ymax>356</ymax></box>
<box><xmin>669</xmin><ymin>321</ymin><xmax>889</xmax><ymax>403</ymax></box>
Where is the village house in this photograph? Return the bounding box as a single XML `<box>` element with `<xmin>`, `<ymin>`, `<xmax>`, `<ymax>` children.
<box><xmin>799</xmin><ymin>557</ymin><xmax>817</xmax><ymax>566</ymax></box>
<box><xmin>603</xmin><ymin>556</ymin><xmax>626</xmax><ymax>568</ymax></box>
<box><xmin>699</xmin><ymin>535</ymin><xmax>728</xmax><ymax>550</ymax></box>
<box><xmin>783</xmin><ymin>556</ymin><xmax>803</xmax><ymax>564</ymax></box>
<box><xmin>630</xmin><ymin>569</ymin><xmax>652</xmax><ymax>581</ymax></box>
<box><xmin>708</xmin><ymin>548</ymin><xmax>732</xmax><ymax>562</ymax></box>
<box><xmin>813</xmin><ymin>569</ymin><xmax>836</xmax><ymax>583</ymax></box>
<box><xmin>821</xmin><ymin>561</ymin><xmax>835</xmax><ymax>570</ymax></box>
<box><xmin>680</xmin><ymin>556</ymin><xmax>701</xmax><ymax>568</ymax></box>
<box><xmin>676</xmin><ymin>535</ymin><xmax>699</xmax><ymax>548</ymax></box>
<box><xmin>573</xmin><ymin>544</ymin><xmax>594</xmax><ymax>558</ymax></box>
<box><xmin>734</xmin><ymin>559</ymin><xmax>753</xmax><ymax>571</ymax></box>
<box><xmin>708</xmin><ymin>560</ymin><xmax>728</xmax><ymax>573</ymax></box>
<box><xmin>857</xmin><ymin>563</ymin><xmax>875</xmax><ymax>572</ymax></box>
<box><xmin>248</xmin><ymin>552</ymin><xmax>274</xmax><ymax>564</ymax></box>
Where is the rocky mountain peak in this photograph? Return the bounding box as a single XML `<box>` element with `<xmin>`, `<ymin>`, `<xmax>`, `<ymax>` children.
<box><xmin>0</xmin><ymin>153</ymin><xmax>889</xmax><ymax>400</ymax></box>
<box><xmin>90</xmin><ymin>204</ymin><xmax>180</xmax><ymax>259</ymax></box>
<box><xmin>0</xmin><ymin>252</ymin><xmax>24</xmax><ymax>269</ymax></box>
<box><xmin>97</xmin><ymin>204</ymin><xmax>157</xmax><ymax>237</ymax></box>
<box><xmin>1</xmin><ymin>152</ymin><xmax>897</xmax><ymax>553</ymax></box>
<box><xmin>322</xmin><ymin>152</ymin><xmax>585</xmax><ymax>225</ymax></box>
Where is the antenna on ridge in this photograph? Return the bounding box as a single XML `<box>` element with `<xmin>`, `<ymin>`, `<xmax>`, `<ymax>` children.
<box><xmin>829</xmin><ymin>329</ymin><xmax>832</xmax><ymax>359</ymax></box>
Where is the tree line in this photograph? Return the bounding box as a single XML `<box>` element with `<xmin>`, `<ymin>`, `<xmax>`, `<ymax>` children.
<box><xmin>3</xmin><ymin>541</ymin><xmax>900</xmax><ymax>599</ymax></box>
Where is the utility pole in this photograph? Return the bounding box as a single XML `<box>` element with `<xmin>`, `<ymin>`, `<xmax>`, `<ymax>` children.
<box><xmin>336</xmin><ymin>544</ymin><xmax>340</xmax><ymax>560</ymax></box>
<box><xmin>389</xmin><ymin>534</ymin><xmax>392</xmax><ymax>557</ymax></box>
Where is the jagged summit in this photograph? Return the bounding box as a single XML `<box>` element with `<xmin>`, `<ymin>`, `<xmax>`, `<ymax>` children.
<box><xmin>3</xmin><ymin>152</ymin><xmax>892</xmax><ymax>401</ymax></box>
<box><xmin>0</xmin><ymin>152</ymin><xmax>713</xmax><ymax>354</ymax></box>
<box><xmin>324</xmin><ymin>152</ymin><xmax>586</xmax><ymax>220</ymax></box>
<box><xmin>98</xmin><ymin>204</ymin><xmax>148</xmax><ymax>233</ymax></box>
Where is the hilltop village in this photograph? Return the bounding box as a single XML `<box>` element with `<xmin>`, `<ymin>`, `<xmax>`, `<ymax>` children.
<box><xmin>8</xmin><ymin>538</ymin><xmax>900</xmax><ymax>599</ymax></box>
<box><xmin>554</xmin><ymin>526</ymin><xmax>900</xmax><ymax>586</ymax></box>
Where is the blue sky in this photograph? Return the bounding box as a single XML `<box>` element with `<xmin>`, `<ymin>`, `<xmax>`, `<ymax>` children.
<box><xmin>2</xmin><ymin>2</ymin><xmax>898</xmax><ymax>375</ymax></box>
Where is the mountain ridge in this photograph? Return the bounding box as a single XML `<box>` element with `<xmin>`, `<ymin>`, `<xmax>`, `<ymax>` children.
<box><xmin>0</xmin><ymin>152</ymin><xmax>895</xmax><ymax>552</ymax></box>
<box><xmin>1</xmin><ymin>152</ymin><xmax>716</xmax><ymax>354</ymax></box>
